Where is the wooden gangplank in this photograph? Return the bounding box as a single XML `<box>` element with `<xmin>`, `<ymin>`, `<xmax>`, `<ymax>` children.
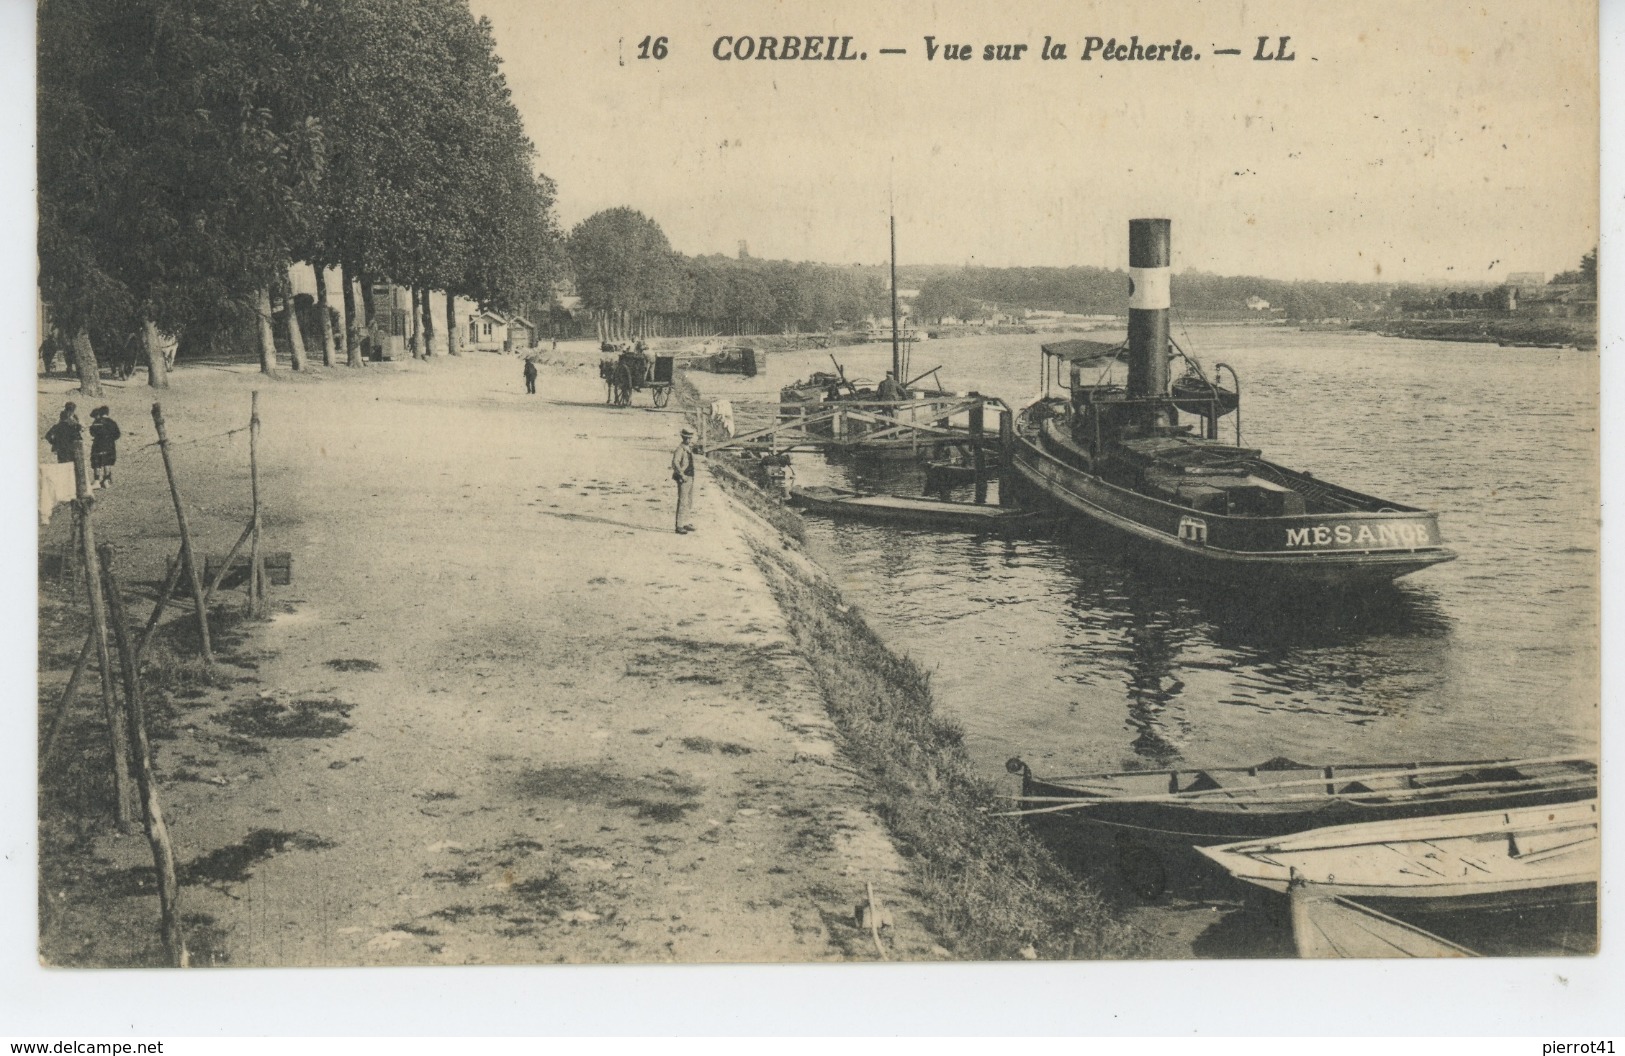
<box><xmin>700</xmin><ymin>395</ymin><xmax>1010</xmax><ymax>455</ymax></box>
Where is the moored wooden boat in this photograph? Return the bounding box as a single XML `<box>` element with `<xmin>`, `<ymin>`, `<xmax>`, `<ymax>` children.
<box><xmin>790</xmin><ymin>485</ymin><xmax>1041</xmax><ymax>529</ymax></box>
<box><xmin>1287</xmin><ymin>877</ymin><xmax>1478</xmax><ymax>958</ymax></box>
<box><xmin>1195</xmin><ymin>799</ymin><xmax>1599</xmax><ymax>911</ymax></box>
<box><xmin>1006</xmin><ymin>754</ymin><xmax>1597</xmax><ymax>845</ymax></box>
<box><xmin>686</xmin><ymin>345</ymin><xmax>762</xmax><ymax>377</ymax></box>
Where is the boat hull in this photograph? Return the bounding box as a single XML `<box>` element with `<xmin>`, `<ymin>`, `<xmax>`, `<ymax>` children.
<box><xmin>1011</xmin><ymin>433</ymin><xmax>1455</xmax><ymax>587</ymax></box>
<box><xmin>1196</xmin><ymin>800</ymin><xmax>1600</xmax><ymax>912</ymax></box>
<box><xmin>1017</xmin><ymin>757</ymin><xmax>1597</xmax><ymax>847</ymax></box>
<box><xmin>791</xmin><ymin>486</ymin><xmax>1041</xmax><ymax>530</ymax></box>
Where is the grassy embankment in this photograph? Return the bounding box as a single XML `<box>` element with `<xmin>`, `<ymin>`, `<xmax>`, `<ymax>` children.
<box><xmin>685</xmin><ymin>387</ymin><xmax>1139</xmax><ymax>959</ymax></box>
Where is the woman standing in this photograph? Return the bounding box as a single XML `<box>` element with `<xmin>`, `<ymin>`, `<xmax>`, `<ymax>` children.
<box><xmin>89</xmin><ymin>406</ymin><xmax>121</xmax><ymax>488</ymax></box>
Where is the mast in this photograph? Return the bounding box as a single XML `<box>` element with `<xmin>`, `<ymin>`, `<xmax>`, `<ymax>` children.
<box><xmin>889</xmin><ymin>214</ymin><xmax>901</xmax><ymax>380</ymax></box>
<box><xmin>1126</xmin><ymin>218</ymin><xmax>1174</xmax><ymax>430</ymax></box>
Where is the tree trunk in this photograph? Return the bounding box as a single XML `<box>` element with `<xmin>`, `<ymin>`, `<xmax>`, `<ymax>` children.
<box><xmin>419</xmin><ymin>286</ymin><xmax>436</xmax><ymax>356</ymax></box>
<box><xmin>359</xmin><ymin>272</ymin><xmax>378</xmax><ymax>363</ymax></box>
<box><xmin>256</xmin><ymin>286</ymin><xmax>277</xmax><ymax>372</ymax></box>
<box><xmin>71</xmin><ymin>327</ymin><xmax>104</xmax><ymax>396</ymax></box>
<box><xmin>342</xmin><ymin>265</ymin><xmax>363</xmax><ymax>367</ymax></box>
<box><xmin>408</xmin><ymin>288</ymin><xmax>423</xmax><ymax>358</ymax></box>
<box><xmin>281</xmin><ymin>267</ymin><xmax>307</xmax><ymax>370</ymax></box>
<box><xmin>444</xmin><ymin>291</ymin><xmax>460</xmax><ymax>356</ymax></box>
<box><xmin>142</xmin><ymin>318</ymin><xmax>169</xmax><ymax>389</ymax></box>
<box><xmin>315</xmin><ymin>266</ymin><xmax>336</xmax><ymax>367</ymax></box>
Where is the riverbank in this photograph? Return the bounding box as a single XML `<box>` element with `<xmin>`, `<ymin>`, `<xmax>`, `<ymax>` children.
<box><xmin>38</xmin><ymin>347</ymin><xmax>954</xmax><ymax>966</ymax></box>
<box><xmin>37</xmin><ymin>344</ymin><xmax>1155</xmax><ymax>966</ymax></box>
<box><xmin>1350</xmin><ymin>316</ymin><xmax>1597</xmax><ymax>349</ymax></box>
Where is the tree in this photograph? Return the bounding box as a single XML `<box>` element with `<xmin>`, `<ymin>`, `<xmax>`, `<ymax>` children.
<box><xmin>1551</xmin><ymin>248</ymin><xmax>1597</xmax><ymax>287</ymax></box>
<box><xmin>569</xmin><ymin>208</ymin><xmax>684</xmax><ymax>334</ymax></box>
<box><xmin>39</xmin><ymin>0</ymin><xmax>328</xmax><ymax>382</ymax></box>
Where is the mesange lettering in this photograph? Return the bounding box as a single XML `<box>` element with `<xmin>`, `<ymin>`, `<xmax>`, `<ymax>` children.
<box><xmin>1285</xmin><ymin>522</ymin><xmax>1431</xmax><ymax>548</ymax></box>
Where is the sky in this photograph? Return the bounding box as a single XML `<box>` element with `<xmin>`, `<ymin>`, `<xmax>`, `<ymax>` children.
<box><xmin>471</xmin><ymin>0</ymin><xmax>1597</xmax><ymax>285</ymax></box>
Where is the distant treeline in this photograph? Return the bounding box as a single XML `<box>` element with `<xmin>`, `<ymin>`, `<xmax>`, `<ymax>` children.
<box><xmin>566</xmin><ymin>208</ymin><xmax>886</xmax><ymax>339</ymax></box>
<box><xmin>566</xmin><ymin>207</ymin><xmax>1565</xmax><ymax>338</ymax></box>
<box><xmin>906</xmin><ymin>266</ymin><xmax>1439</xmax><ymax>322</ymax></box>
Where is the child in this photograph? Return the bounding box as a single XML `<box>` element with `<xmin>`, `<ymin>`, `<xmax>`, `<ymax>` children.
<box><xmin>89</xmin><ymin>406</ymin><xmax>121</xmax><ymax>488</ymax></box>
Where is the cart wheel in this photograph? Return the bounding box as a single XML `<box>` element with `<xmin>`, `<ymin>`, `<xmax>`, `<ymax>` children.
<box><xmin>1116</xmin><ymin>844</ymin><xmax>1168</xmax><ymax>902</ymax></box>
<box><xmin>613</xmin><ymin>365</ymin><xmax>633</xmax><ymax>407</ymax></box>
<box><xmin>652</xmin><ymin>385</ymin><xmax>671</xmax><ymax>408</ymax></box>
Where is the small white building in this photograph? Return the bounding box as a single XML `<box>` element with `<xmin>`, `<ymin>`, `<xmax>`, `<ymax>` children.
<box><xmin>465</xmin><ymin>310</ymin><xmax>538</xmax><ymax>352</ymax></box>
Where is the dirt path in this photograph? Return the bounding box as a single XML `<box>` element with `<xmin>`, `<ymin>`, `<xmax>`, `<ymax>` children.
<box><xmin>38</xmin><ymin>348</ymin><xmax>941</xmax><ymax>966</ymax></box>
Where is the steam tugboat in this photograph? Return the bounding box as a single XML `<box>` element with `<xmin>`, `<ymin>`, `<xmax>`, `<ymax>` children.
<box><xmin>1012</xmin><ymin>219</ymin><xmax>1455</xmax><ymax>588</ymax></box>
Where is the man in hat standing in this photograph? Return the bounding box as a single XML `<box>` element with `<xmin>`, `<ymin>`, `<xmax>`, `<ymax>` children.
<box><xmin>876</xmin><ymin>370</ymin><xmax>906</xmax><ymax>417</ymax></box>
<box><xmin>671</xmin><ymin>426</ymin><xmax>698</xmax><ymax>533</ymax></box>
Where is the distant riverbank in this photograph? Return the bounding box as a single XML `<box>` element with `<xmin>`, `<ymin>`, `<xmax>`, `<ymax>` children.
<box><xmin>1350</xmin><ymin>317</ymin><xmax>1596</xmax><ymax>350</ymax></box>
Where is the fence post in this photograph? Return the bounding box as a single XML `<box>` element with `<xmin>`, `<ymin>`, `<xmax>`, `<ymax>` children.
<box><xmin>101</xmin><ymin>545</ymin><xmax>188</xmax><ymax>967</ymax></box>
<box><xmin>72</xmin><ymin>434</ymin><xmax>136</xmax><ymax>829</ymax></box>
<box><xmin>248</xmin><ymin>392</ymin><xmax>266</xmax><ymax>616</ymax></box>
<box><xmin>150</xmin><ymin>404</ymin><xmax>213</xmax><ymax>663</ymax></box>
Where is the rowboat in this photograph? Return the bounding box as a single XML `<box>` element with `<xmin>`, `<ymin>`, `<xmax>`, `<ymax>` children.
<box><xmin>1286</xmin><ymin>878</ymin><xmax>1478</xmax><ymax>958</ymax></box>
<box><xmin>686</xmin><ymin>345</ymin><xmax>762</xmax><ymax>377</ymax></box>
<box><xmin>790</xmin><ymin>485</ymin><xmax>1042</xmax><ymax>530</ymax></box>
<box><xmin>1196</xmin><ymin>799</ymin><xmax>1599</xmax><ymax>911</ymax></box>
<box><xmin>1169</xmin><ymin>373</ymin><xmax>1239</xmax><ymax>417</ymax></box>
<box><xmin>1005</xmin><ymin>754</ymin><xmax>1597</xmax><ymax>845</ymax></box>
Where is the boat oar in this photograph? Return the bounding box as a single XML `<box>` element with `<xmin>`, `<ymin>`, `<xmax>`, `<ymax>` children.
<box><xmin>903</xmin><ymin>365</ymin><xmax>943</xmax><ymax>389</ymax></box>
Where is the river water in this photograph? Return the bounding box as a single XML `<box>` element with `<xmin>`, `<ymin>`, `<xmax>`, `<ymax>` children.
<box><xmin>692</xmin><ymin>326</ymin><xmax>1599</xmax><ymax>778</ymax></box>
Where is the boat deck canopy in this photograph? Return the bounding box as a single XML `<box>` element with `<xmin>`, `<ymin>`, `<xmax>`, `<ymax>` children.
<box><xmin>1040</xmin><ymin>339</ymin><xmax>1125</xmax><ymax>364</ymax></box>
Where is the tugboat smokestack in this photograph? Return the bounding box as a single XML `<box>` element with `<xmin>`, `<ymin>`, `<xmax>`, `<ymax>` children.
<box><xmin>1126</xmin><ymin>218</ymin><xmax>1172</xmax><ymax>424</ymax></box>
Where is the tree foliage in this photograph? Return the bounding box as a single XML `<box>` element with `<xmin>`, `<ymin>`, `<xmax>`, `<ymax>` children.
<box><xmin>37</xmin><ymin>0</ymin><xmax>561</xmax><ymax>373</ymax></box>
<box><xmin>567</xmin><ymin>209</ymin><xmax>885</xmax><ymax>333</ymax></box>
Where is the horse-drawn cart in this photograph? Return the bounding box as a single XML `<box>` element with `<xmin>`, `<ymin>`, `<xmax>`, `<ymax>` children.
<box><xmin>599</xmin><ymin>347</ymin><xmax>675</xmax><ymax>408</ymax></box>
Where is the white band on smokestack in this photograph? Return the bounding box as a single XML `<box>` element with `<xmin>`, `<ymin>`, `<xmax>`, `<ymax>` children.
<box><xmin>1128</xmin><ymin>266</ymin><xmax>1171</xmax><ymax>311</ymax></box>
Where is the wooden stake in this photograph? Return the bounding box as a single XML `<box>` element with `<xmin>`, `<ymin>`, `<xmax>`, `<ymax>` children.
<box><xmin>998</xmin><ymin>409</ymin><xmax>1016</xmax><ymax>508</ymax></box>
<box><xmin>135</xmin><ymin>552</ymin><xmax>186</xmax><ymax>663</ymax></box>
<box><xmin>969</xmin><ymin>398</ymin><xmax>987</xmax><ymax>505</ymax></box>
<box><xmin>39</xmin><ymin>631</ymin><xmax>95</xmax><ymax>773</ymax></box>
<box><xmin>150</xmin><ymin>404</ymin><xmax>213</xmax><ymax>664</ymax></box>
<box><xmin>72</xmin><ymin>435</ymin><xmax>136</xmax><ymax>829</ymax></box>
<box><xmin>100</xmin><ymin>546</ymin><xmax>188</xmax><ymax>968</ymax></box>
<box><xmin>203</xmin><ymin>521</ymin><xmax>255</xmax><ymax>607</ymax></box>
<box><xmin>249</xmin><ymin>392</ymin><xmax>266</xmax><ymax>616</ymax></box>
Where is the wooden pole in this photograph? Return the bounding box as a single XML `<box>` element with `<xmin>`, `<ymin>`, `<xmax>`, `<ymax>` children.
<box><xmin>72</xmin><ymin>434</ymin><xmax>136</xmax><ymax>829</ymax></box>
<box><xmin>969</xmin><ymin>398</ymin><xmax>987</xmax><ymax>505</ymax></box>
<box><xmin>150</xmin><ymin>404</ymin><xmax>213</xmax><ymax>664</ymax></box>
<box><xmin>39</xmin><ymin>631</ymin><xmax>95</xmax><ymax>772</ymax></box>
<box><xmin>203</xmin><ymin>521</ymin><xmax>255</xmax><ymax>607</ymax></box>
<box><xmin>135</xmin><ymin>552</ymin><xmax>186</xmax><ymax>663</ymax></box>
<box><xmin>100</xmin><ymin>546</ymin><xmax>189</xmax><ymax>968</ymax></box>
<box><xmin>249</xmin><ymin>392</ymin><xmax>265</xmax><ymax>616</ymax></box>
<box><xmin>998</xmin><ymin>409</ymin><xmax>1016</xmax><ymax>508</ymax></box>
